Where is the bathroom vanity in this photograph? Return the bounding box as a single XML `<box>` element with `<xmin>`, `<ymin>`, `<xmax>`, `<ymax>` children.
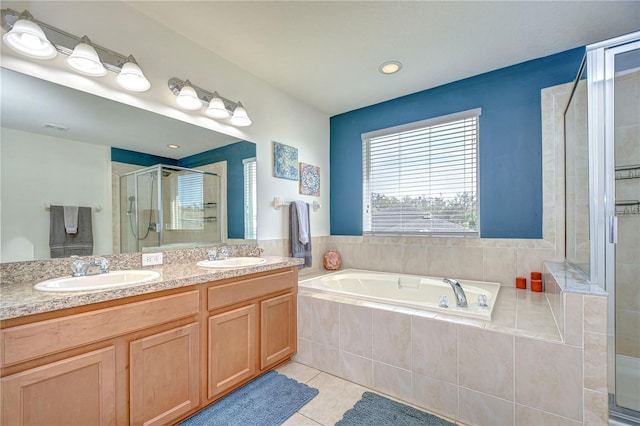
<box><xmin>0</xmin><ymin>260</ymin><xmax>299</xmax><ymax>425</ymax></box>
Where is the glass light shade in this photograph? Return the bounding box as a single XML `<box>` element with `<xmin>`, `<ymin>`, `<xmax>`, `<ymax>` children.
<box><xmin>2</xmin><ymin>18</ymin><xmax>57</xmax><ymax>59</ymax></box>
<box><xmin>176</xmin><ymin>84</ymin><xmax>202</xmax><ymax>110</ymax></box>
<box><xmin>65</xmin><ymin>41</ymin><xmax>107</xmax><ymax>76</ymax></box>
<box><xmin>116</xmin><ymin>61</ymin><xmax>151</xmax><ymax>92</ymax></box>
<box><xmin>206</xmin><ymin>94</ymin><xmax>230</xmax><ymax>119</ymax></box>
<box><xmin>229</xmin><ymin>102</ymin><xmax>252</xmax><ymax>127</ymax></box>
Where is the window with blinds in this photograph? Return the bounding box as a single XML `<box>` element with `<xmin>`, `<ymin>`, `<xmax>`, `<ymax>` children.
<box><xmin>243</xmin><ymin>158</ymin><xmax>257</xmax><ymax>239</ymax></box>
<box><xmin>362</xmin><ymin>108</ymin><xmax>480</xmax><ymax>237</ymax></box>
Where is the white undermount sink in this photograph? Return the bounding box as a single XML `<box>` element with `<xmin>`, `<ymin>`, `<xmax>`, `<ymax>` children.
<box><xmin>196</xmin><ymin>257</ymin><xmax>267</xmax><ymax>269</ymax></box>
<box><xmin>34</xmin><ymin>270</ymin><xmax>161</xmax><ymax>292</ymax></box>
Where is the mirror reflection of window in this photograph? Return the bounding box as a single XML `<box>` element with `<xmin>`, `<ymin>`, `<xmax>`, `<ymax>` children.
<box><xmin>244</xmin><ymin>158</ymin><xmax>257</xmax><ymax>240</ymax></box>
<box><xmin>172</xmin><ymin>173</ymin><xmax>205</xmax><ymax>231</ymax></box>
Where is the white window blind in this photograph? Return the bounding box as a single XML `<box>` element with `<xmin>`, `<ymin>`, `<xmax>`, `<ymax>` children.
<box><xmin>362</xmin><ymin>108</ymin><xmax>480</xmax><ymax>236</ymax></box>
<box><xmin>243</xmin><ymin>158</ymin><xmax>257</xmax><ymax>239</ymax></box>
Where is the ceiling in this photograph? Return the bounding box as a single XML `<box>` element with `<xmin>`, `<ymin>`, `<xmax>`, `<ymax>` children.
<box><xmin>126</xmin><ymin>1</ymin><xmax>640</xmax><ymax>116</ymax></box>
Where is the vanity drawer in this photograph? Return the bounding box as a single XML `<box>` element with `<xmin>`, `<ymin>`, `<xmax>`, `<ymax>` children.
<box><xmin>208</xmin><ymin>270</ymin><xmax>295</xmax><ymax>311</ymax></box>
<box><xmin>1</xmin><ymin>290</ymin><xmax>199</xmax><ymax>367</ymax></box>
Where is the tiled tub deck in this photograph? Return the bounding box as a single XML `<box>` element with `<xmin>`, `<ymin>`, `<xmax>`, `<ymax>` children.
<box><xmin>295</xmin><ymin>270</ymin><xmax>608</xmax><ymax>426</ymax></box>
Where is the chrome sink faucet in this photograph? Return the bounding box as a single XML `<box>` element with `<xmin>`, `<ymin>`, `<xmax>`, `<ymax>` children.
<box><xmin>207</xmin><ymin>248</ymin><xmax>229</xmax><ymax>261</ymax></box>
<box><xmin>443</xmin><ymin>278</ymin><xmax>468</xmax><ymax>307</ymax></box>
<box><xmin>71</xmin><ymin>257</ymin><xmax>109</xmax><ymax>277</ymax></box>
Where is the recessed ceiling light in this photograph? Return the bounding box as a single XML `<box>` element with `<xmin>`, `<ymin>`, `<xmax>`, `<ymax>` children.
<box><xmin>379</xmin><ymin>61</ymin><xmax>402</xmax><ymax>75</ymax></box>
<box><xmin>167</xmin><ymin>144</ymin><xmax>180</xmax><ymax>149</ymax></box>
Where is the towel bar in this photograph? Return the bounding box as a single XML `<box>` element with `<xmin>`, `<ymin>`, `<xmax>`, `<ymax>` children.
<box><xmin>45</xmin><ymin>204</ymin><xmax>102</xmax><ymax>213</ymax></box>
<box><xmin>273</xmin><ymin>197</ymin><xmax>320</xmax><ymax>212</ymax></box>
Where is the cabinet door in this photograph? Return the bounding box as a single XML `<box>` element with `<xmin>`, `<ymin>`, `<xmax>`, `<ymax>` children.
<box><xmin>261</xmin><ymin>293</ymin><xmax>296</xmax><ymax>370</ymax></box>
<box><xmin>208</xmin><ymin>304</ymin><xmax>256</xmax><ymax>399</ymax></box>
<box><xmin>130</xmin><ymin>322</ymin><xmax>199</xmax><ymax>426</ymax></box>
<box><xmin>1</xmin><ymin>346</ymin><xmax>116</xmax><ymax>426</ymax></box>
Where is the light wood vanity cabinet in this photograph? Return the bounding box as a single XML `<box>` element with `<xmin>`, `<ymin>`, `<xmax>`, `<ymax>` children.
<box><xmin>1</xmin><ymin>266</ymin><xmax>298</xmax><ymax>426</ymax></box>
<box><xmin>206</xmin><ymin>269</ymin><xmax>298</xmax><ymax>400</ymax></box>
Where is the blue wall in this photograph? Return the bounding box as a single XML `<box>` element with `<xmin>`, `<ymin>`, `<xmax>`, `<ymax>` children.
<box><xmin>112</xmin><ymin>141</ymin><xmax>256</xmax><ymax>239</ymax></box>
<box><xmin>330</xmin><ymin>47</ymin><xmax>585</xmax><ymax>238</ymax></box>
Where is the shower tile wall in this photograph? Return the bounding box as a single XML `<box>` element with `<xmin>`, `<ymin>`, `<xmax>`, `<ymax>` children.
<box><xmin>615</xmin><ymin>68</ymin><xmax>640</xmax><ymax>359</ymax></box>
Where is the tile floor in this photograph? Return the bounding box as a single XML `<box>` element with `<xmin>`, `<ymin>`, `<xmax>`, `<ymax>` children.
<box><xmin>276</xmin><ymin>360</ymin><xmax>462</xmax><ymax>426</ymax></box>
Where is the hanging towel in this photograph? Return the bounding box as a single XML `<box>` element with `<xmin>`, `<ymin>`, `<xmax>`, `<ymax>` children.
<box><xmin>290</xmin><ymin>202</ymin><xmax>312</xmax><ymax>268</ymax></box>
<box><xmin>292</xmin><ymin>200</ymin><xmax>310</xmax><ymax>244</ymax></box>
<box><xmin>49</xmin><ymin>205</ymin><xmax>93</xmax><ymax>258</ymax></box>
<box><xmin>63</xmin><ymin>206</ymin><xmax>79</xmax><ymax>234</ymax></box>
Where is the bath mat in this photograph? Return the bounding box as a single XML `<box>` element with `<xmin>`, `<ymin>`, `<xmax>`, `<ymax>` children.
<box><xmin>335</xmin><ymin>391</ymin><xmax>455</xmax><ymax>426</ymax></box>
<box><xmin>179</xmin><ymin>370</ymin><xmax>318</xmax><ymax>426</ymax></box>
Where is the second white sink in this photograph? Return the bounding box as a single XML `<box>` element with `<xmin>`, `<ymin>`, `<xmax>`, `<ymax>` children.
<box><xmin>197</xmin><ymin>257</ymin><xmax>267</xmax><ymax>269</ymax></box>
<box><xmin>34</xmin><ymin>270</ymin><xmax>161</xmax><ymax>292</ymax></box>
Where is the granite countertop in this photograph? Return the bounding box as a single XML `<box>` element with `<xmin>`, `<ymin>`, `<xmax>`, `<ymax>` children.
<box><xmin>0</xmin><ymin>256</ymin><xmax>304</xmax><ymax>321</ymax></box>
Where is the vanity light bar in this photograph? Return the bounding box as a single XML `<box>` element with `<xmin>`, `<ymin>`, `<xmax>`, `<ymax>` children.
<box><xmin>1</xmin><ymin>8</ymin><xmax>150</xmax><ymax>91</ymax></box>
<box><xmin>168</xmin><ymin>77</ymin><xmax>252</xmax><ymax>127</ymax></box>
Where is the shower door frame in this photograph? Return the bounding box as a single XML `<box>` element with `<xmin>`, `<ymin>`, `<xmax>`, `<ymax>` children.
<box><xmin>587</xmin><ymin>32</ymin><xmax>640</xmax><ymax>422</ymax></box>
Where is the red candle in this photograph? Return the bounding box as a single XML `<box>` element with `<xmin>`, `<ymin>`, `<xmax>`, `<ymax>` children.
<box><xmin>531</xmin><ymin>271</ymin><xmax>542</xmax><ymax>280</ymax></box>
<box><xmin>516</xmin><ymin>277</ymin><xmax>527</xmax><ymax>289</ymax></box>
<box><xmin>531</xmin><ymin>279</ymin><xmax>543</xmax><ymax>292</ymax></box>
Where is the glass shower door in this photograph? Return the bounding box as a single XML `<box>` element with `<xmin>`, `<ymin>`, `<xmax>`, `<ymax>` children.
<box><xmin>603</xmin><ymin>38</ymin><xmax>640</xmax><ymax>420</ymax></box>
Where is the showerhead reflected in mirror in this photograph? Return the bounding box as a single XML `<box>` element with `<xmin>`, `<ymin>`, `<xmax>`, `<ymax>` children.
<box><xmin>0</xmin><ymin>67</ymin><xmax>257</xmax><ymax>263</ymax></box>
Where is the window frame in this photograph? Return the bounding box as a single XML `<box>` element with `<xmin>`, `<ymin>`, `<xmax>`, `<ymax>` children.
<box><xmin>362</xmin><ymin>108</ymin><xmax>481</xmax><ymax>237</ymax></box>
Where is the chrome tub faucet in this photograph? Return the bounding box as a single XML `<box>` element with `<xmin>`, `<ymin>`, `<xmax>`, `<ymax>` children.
<box><xmin>443</xmin><ymin>278</ymin><xmax>468</xmax><ymax>307</ymax></box>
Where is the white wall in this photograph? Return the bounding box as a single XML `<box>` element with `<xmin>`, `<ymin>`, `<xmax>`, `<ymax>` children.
<box><xmin>1</xmin><ymin>0</ymin><xmax>330</xmax><ymax>243</ymax></box>
<box><xmin>0</xmin><ymin>127</ymin><xmax>112</xmax><ymax>262</ymax></box>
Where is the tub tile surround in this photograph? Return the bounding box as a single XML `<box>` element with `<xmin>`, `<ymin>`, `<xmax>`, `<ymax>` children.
<box><xmin>296</xmin><ymin>280</ymin><xmax>609</xmax><ymax>425</ymax></box>
<box><xmin>289</xmin><ymin>82</ymin><xmax>609</xmax><ymax>425</ymax></box>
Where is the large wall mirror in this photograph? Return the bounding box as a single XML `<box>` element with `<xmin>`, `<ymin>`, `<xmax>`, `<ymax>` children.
<box><xmin>0</xmin><ymin>67</ymin><xmax>257</xmax><ymax>263</ymax></box>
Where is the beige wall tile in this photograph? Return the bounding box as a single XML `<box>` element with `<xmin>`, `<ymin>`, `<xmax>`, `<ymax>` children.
<box><xmin>563</xmin><ymin>292</ymin><xmax>583</xmax><ymax>347</ymax></box>
<box><xmin>311</xmin><ymin>342</ymin><xmax>341</xmax><ymax>376</ymax></box>
<box><xmin>372</xmin><ymin>361</ymin><xmax>412</xmax><ymax>402</ymax></box>
<box><xmin>452</xmin><ymin>246</ymin><xmax>484</xmax><ymax>281</ymax></box>
<box><xmin>372</xmin><ymin>309</ymin><xmax>412</xmax><ymax>370</ymax></box>
<box><xmin>339</xmin><ymin>303</ymin><xmax>372</xmax><ymax>358</ymax></box>
<box><xmin>584</xmin><ymin>331</ymin><xmax>608</xmax><ymax>393</ymax></box>
<box><xmin>459</xmin><ymin>326</ymin><xmax>514</xmax><ymax>400</ymax></box>
<box><xmin>515</xmin><ymin>404</ymin><xmax>581</xmax><ymax>426</ymax></box>
<box><xmin>339</xmin><ymin>351</ymin><xmax>373</xmax><ymax>388</ymax></box>
<box><xmin>458</xmin><ymin>387</ymin><xmax>514</xmax><ymax>426</ymax></box>
<box><xmin>584</xmin><ymin>295</ymin><xmax>607</xmax><ymax>334</ymax></box>
<box><xmin>411</xmin><ymin>373</ymin><xmax>459</xmax><ymax>420</ymax></box>
<box><xmin>483</xmin><ymin>247</ymin><xmax>518</xmax><ymax>287</ymax></box>
<box><xmin>583</xmin><ymin>389</ymin><xmax>608</xmax><ymax>426</ymax></box>
<box><xmin>515</xmin><ymin>337</ymin><xmax>583</xmax><ymax>421</ymax></box>
<box><xmin>411</xmin><ymin>316</ymin><xmax>457</xmax><ymax>384</ymax></box>
<box><xmin>312</xmin><ymin>298</ymin><xmax>339</xmax><ymax>348</ymax></box>
<box><xmin>294</xmin><ymin>338</ymin><xmax>312</xmax><ymax>365</ymax></box>
<box><xmin>298</xmin><ymin>293</ymin><xmax>313</xmax><ymax>340</ymax></box>
<box><xmin>425</xmin><ymin>245</ymin><xmax>454</xmax><ymax>278</ymax></box>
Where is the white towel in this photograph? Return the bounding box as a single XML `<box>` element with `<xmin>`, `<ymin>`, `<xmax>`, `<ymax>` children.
<box><xmin>63</xmin><ymin>206</ymin><xmax>79</xmax><ymax>234</ymax></box>
<box><xmin>292</xmin><ymin>200</ymin><xmax>309</xmax><ymax>244</ymax></box>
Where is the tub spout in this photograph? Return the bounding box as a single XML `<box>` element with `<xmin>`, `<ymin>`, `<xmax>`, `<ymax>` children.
<box><xmin>443</xmin><ymin>278</ymin><xmax>468</xmax><ymax>307</ymax></box>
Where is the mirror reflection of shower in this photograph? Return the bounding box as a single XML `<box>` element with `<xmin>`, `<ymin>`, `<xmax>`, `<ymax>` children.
<box><xmin>119</xmin><ymin>164</ymin><xmax>221</xmax><ymax>253</ymax></box>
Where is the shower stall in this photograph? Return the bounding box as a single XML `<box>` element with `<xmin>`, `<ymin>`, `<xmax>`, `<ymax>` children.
<box><xmin>120</xmin><ymin>164</ymin><xmax>221</xmax><ymax>253</ymax></box>
<box><xmin>565</xmin><ymin>32</ymin><xmax>640</xmax><ymax>424</ymax></box>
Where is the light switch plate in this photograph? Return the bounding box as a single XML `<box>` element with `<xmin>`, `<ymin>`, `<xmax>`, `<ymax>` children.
<box><xmin>142</xmin><ymin>252</ymin><xmax>163</xmax><ymax>266</ymax></box>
